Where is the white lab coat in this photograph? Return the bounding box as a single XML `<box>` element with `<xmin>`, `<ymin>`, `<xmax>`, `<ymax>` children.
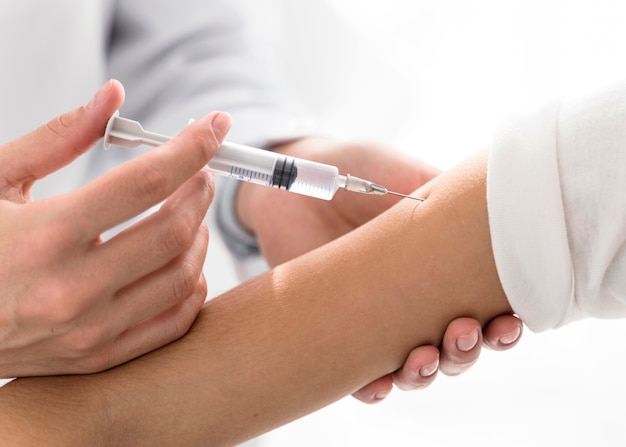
<box><xmin>0</xmin><ymin>0</ymin><xmax>311</xmax><ymax>198</ymax></box>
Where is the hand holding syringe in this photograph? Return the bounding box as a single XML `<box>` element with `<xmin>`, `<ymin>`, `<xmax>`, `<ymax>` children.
<box><xmin>104</xmin><ymin>112</ymin><xmax>425</xmax><ymax>201</ymax></box>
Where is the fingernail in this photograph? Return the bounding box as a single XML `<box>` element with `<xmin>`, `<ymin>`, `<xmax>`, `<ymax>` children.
<box><xmin>210</xmin><ymin>111</ymin><xmax>232</xmax><ymax>141</ymax></box>
<box><xmin>211</xmin><ymin>111</ymin><xmax>226</xmax><ymax>125</ymax></box>
<box><xmin>374</xmin><ymin>391</ymin><xmax>389</xmax><ymax>401</ymax></box>
<box><xmin>85</xmin><ymin>79</ymin><xmax>113</xmax><ymax>110</ymax></box>
<box><xmin>457</xmin><ymin>328</ymin><xmax>479</xmax><ymax>352</ymax></box>
<box><xmin>419</xmin><ymin>360</ymin><xmax>439</xmax><ymax>378</ymax></box>
<box><xmin>498</xmin><ymin>326</ymin><xmax>521</xmax><ymax>345</ymax></box>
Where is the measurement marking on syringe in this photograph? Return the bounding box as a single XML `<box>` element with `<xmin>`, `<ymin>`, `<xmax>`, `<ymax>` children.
<box><xmin>230</xmin><ymin>166</ymin><xmax>272</xmax><ymax>184</ymax></box>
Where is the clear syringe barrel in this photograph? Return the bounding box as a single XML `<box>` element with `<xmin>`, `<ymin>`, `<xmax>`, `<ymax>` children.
<box><xmin>102</xmin><ymin>112</ymin><xmax>343</xmax><ymax>200</ymax></box>
<box><xmin>209</xmin><ymin>142</ymin><xmax>341</xmax><ymax>200</ymax></box>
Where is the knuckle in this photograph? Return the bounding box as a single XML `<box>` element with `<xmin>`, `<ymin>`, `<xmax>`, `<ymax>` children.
<box><xmin>133</xmin><ymin>163</ymin><xmax>170</xmax><ymax>201</ymax></box>
<box><xmin>79</xmin><ymin>350</ymin><xmax>114</xmax><ymax>374</ymax></box>
<box><xmin>169</xmin><ymin>309</ymin><xmax>195</xmax><ymax>341</ymax></box>
<box><xmin>46</xmin><ymin>213</ymin><xmax>84</xmax><ymax>248</ymax></box>
<box><xmin>168</xmin><ymin>286</ymin><xmax>205</xmax><ymax>340</ymax></box>
<box><xmin>187</xmin><ymin>132</ymin><xmax>214</xmax><ymax>165</ymax></box>
<box><xmin>169</xmin><ymin>320</ymin><xmax>186</xmax><ymax>342</ymax></box>
<box><xmin>170</xmin><ymin>261</ymin><xmax>199</xmax><ymax>303</ymax></box>
<box><xmin>159</xmin><ymin>213</ymin><xmax>195</xmax><ymax>254</ymax></box>
<box><xmin>24</xmin><ymin>281</ymin><xmax>102</xmax><ymax>338</ymax></box>
<box><xmin>205</xmin><ymin>173</ymin><xmax>215</xmax><ymax>202</ymax></box>
<box><xmin>45</xmin><ymin>113</ymin><xmax>83</xmax><ymax>156</ymax></box>
<box><xmin>192</xmin><ymin>169</ymin><xmax>215</xmax><ymax>205</ymax></box>
<box><xmin>15</xmin><ymin>208</ymin><xmax>76</xmax><ymax>254</ymax></box>
<box><xmin>26</xmin><ymin>282</ymin><xmax>81</xmax><ymax>325</ymax></box>
<box><xmin>197</xmin><ymin>221</ymin><xmax>209</xmax><ymax>246</ymax></box>
<box><xmin>45</xmin><ymin>114</ymin><xmax>72</xmax><ymax>139</ymax></box>
<box><xmin>32</xmin><ymin>325</ymin><xmax>110</xmax><ymax>373</ymax></box>
<box><xmin>68</xmin><ymin>329</ymin><xmax>104</xmax><ymax>358</ymax></box>
<box><xmin>196</xmin><ymin>273</ymin><xmax>208</xmax><ymax>297</ymax></box>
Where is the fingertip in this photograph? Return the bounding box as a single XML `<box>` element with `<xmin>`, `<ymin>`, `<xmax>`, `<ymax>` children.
<box><xmin>456</xmin><ymin>327</ymin><xmax>481</xmax><ymax>353</ymax></box>
<box><xmin>352</xmin><ymin>375</ymin><xmax>394</xmax><ymax>404</ymax></box>
<box><xmin>394</xmin><ymin>346</ymin><xmax>439</xmax><ymax>390</ymax></box>
<box><xmin>483</xmin><ymin>315</ymin><xmax>523</xmax><ymax>351</ymax></box>
<box><xmin>419</xmin><ymin>358</ymin><xmax>439</xmax><ymax>379</ymax></box>
<box><xmin>110</xmin><ymin>78</ymin><xmax>125</xmax><ymax>94</ymax></box>
<box><xmin>85</xmin><ymin>79</ymin><xmax>125</xmax><ymax>113</ymax></box>
<box><xmin>82</xmin><ymin>80</ymin><xmax>125</xmax><ymax>144</ymax></box>
<box><xmin>184</xmin><ymin>111</ymin><xmax>231</xmax><ymax>156</ymax></box>
<box><xmin>208</xmin><ymin>111</ymin><xmax>232</xmax><ymax>143</ymax></box>
<box><xmin>108</xmin><ymin>79</ymin><xmax>126</xmax><ymax>108</ymax></box>
<box><xmin>487</xmin><ymin>325</ymin><xmax>523</xmax><ymax>350</ymax></box>
<box><xmin>439</xmin><ymin>319</ymin><xmax>483</xmax><ymax>376</ymax></box>
<box><xmin>498</xmin><ymin>324</ymin><xmax>522</xmax><ymax>346</ymax></box>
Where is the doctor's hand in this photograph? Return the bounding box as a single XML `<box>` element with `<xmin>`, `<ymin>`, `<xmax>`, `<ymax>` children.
<box><xmin>0</xmin><ymin>80</ymin><xmax>230</xmax><ymax>378</ymax></box>
<box><xmin>236</xmin><ymin>137</ymin><xmax>523</xmax><ymax>402</ymax></box>
<box><xmin>237</xmin><ymin>137</ymin><xmax>438</xmax><ymax>267</ymax></box>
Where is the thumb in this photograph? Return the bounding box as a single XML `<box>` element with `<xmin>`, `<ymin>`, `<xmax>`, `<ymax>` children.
<box><xmin>209</xmin><ymin>110</ymin><xmax>232</xmax><ymax>145</ymax></box>
<box><xmin>0</xmin><ymin>79</ymin><xmax>125</xmax><ymax>195</ymax></box>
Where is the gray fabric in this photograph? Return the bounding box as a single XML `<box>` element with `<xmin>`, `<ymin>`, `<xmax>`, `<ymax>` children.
<box><xmin>214</xmin><ymin>178</ymin><xmax>260</xmax><ymax>258</ymax></box>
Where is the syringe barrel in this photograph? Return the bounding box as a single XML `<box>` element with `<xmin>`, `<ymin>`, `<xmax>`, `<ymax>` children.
<box><xmin>208</xmin><ymin>142</ymin><xmax>340</xmax><ymax>200</ymax></box>
<box><xmin>208</xmin><ymin>142</ymin><xmax>277</xmax><ymax>185</ymax></box>
<box><xmin>287</xmin><ymin>158</ymin><xmax>340</xmax><ymax>200</ymax></box>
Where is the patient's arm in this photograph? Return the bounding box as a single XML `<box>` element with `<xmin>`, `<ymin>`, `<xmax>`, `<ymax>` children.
<box><xmin>0</xmin><ymin>150</ymin><xmax>511</xmax><ymax>446</ymax></box>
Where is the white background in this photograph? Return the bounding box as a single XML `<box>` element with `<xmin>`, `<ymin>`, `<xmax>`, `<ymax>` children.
<box><xmin>204</xmin><ymin>1</ymin><xmax>626</xmax><ymax>446</ymax></box>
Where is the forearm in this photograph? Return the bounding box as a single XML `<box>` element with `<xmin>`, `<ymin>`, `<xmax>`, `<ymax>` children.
<box><xmin>0</xmin><ymin>150</ymin><xmax>510</xmax><ymax>446</ymax></box>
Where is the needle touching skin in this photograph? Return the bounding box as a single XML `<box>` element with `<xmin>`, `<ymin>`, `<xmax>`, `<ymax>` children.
<box><xmin>385</xmin><ymin>190</ymin><xmax>426</xmax><ymax>201</ymax></box>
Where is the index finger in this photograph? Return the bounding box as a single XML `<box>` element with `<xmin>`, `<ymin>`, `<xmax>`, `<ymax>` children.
<box><xmin>70</xmin><ymin>111</ymin><xmax>231</xmax><ymax>237</ymax></box>
<box><xmin>0</xmin><ymin>80</ymin><xmax>125</xmax><ymax>196</ymax></box>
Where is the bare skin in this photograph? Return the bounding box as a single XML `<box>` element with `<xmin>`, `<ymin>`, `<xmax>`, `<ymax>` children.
<box><xmin>0</xmin><ymin>81</ymin><xmax>518</xmax><ymax>402</ymax></box>
<box><xmin>0</xmin><ymin>150</ymin><xmax>512</xmax><ymax>446</ymax></box>
<box><xmin>238</xmin><ymin>138</ymin><xmax>522</xmax><ymax>400</ymax></box>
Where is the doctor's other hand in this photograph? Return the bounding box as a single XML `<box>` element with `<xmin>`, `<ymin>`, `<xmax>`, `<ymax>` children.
<box><xmin>236</xmin><ymin>137</ymin><xmax>439</xmax><ymax>266</ymax></box>
<box><xmin>236</xmin><ymin>137</ymin><xmax>523</xmax><ymax>402</ymax></box>
<box><xmin>0</xmin><ymin>80</ymin><xmax>230</xmax><ymax>378</ymax></box>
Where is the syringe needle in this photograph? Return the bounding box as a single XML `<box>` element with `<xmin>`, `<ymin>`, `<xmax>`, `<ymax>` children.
<box><xmin>368</xmin><ymin>182</ymin><xmax>425</xmax><ymax>201</ymax></box>
<box><xmin>386</xmin><ymin>190</ymin><xmax>425</xmax><ymax>201</ymax></box>
<box><xmin>342</xmin><ymin>175</ymin><xmax>425</xmax><ymax>201</ymax></box>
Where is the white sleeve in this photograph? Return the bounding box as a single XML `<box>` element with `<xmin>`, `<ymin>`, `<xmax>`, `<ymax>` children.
<box><xmin>488</xmin><ymin>82</ymin><xmax>626</xmax><ymax>332</ymax></box>
<box><xmin>107</xmin><ymin>0</ymin><xmax>315</xmax><ymax>144</ymax></box>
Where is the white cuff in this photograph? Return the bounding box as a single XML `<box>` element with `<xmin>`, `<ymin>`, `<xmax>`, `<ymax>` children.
<box><xmin>488</xmin><ymin>103</ymin><xmax>574</xmax><ymax>332</ymax></box>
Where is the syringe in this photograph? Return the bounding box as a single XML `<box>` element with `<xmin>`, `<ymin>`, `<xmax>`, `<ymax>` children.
<box><xmin>103</xmin><ymin>111</ymin><xmax>425</xmax><ymax>202</ymax></box>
